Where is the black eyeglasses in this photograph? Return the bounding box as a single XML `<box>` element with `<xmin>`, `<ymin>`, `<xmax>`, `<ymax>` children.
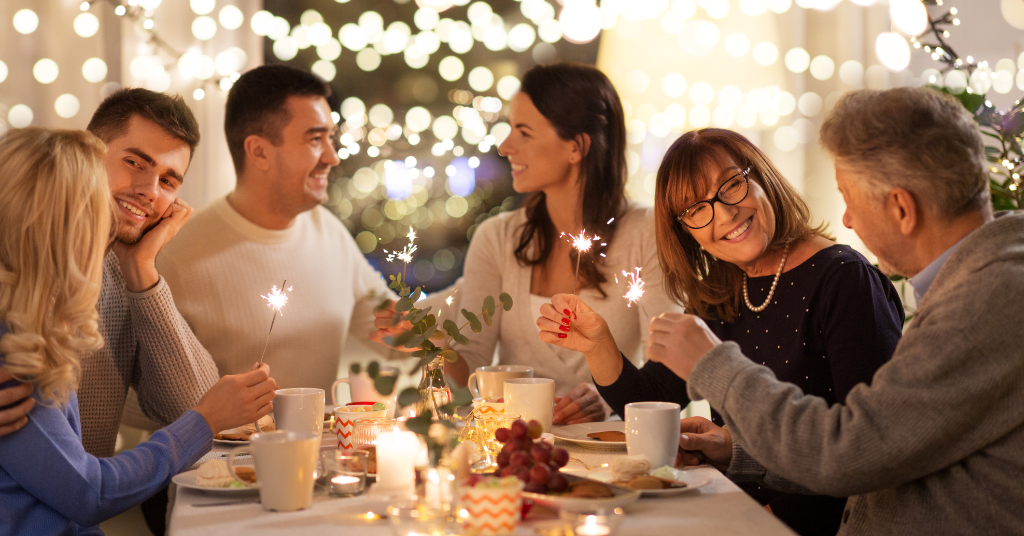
<box><xmin>676</xmin><ymin>166</ymin><xmax>751</xmax><ymax>229</ymax></box>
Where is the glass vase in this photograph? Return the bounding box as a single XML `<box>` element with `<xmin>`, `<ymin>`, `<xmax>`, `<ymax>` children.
<box><xmin>417</xmin><ymin>357</ymin><xmax>453</xmax><ymax>421</ymax></box>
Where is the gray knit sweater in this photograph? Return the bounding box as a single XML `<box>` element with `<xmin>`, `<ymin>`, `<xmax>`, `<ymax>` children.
<box><xmin>77</xmin><ymin>252</ymin><xmax>220</xmax><ymax>457</ymax></box>
<box><xmin>688</xmin><ymin>212</ymin><xmax>1024</xmax><ymax>535</ymax></box>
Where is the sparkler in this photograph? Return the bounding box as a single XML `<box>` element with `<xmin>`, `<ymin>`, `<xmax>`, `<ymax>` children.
<box><xmin>385</xmin><ymin>226</ymin><xmax>418</xmax><ymax>281</ymax></box>
<box><xmin>561</xmin><ymin>230</ymin><xmax>600</xmax><ymax>295</ymax></box>
<box><xmin>622</xmin><ymin>267</ymin><xmax>649</xmax><ymax>317</ymax></box>
<box><xmin>258</xmin><ymin>280</ymin><xmax>292</xmax><ymax>364</ymax></box>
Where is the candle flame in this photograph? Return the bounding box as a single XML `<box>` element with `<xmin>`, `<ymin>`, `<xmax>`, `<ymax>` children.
<box><xmin>622</xmin><ymin>267</ymin><xmax>645</xmax><ymax>308</ymax></box>
<box><xmin>261</xmin><ymin>285</ymin><xmax>293</xmax><ymax>314</ymax></box>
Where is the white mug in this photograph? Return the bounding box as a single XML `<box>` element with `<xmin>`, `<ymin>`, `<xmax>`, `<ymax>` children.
<box><xmin>228</xmin><ymin>431</ymin><xmax>320</xmax><ymax>512</ymax></box>
<box><xmin>467</xmin><ymin>365</ymin><xmax>534</xmax><ymax>399</ymax></box>
<box><xmin>625</xmin><ymin>402</ymin><xmax>681</xmax><ymax>469</ymax></box>
<box><xmin>331</xmin><ymin>366</ymin><xmax>399</xmax><ymax>416</ymax></box>
<box><xmin>503</xmin><ymin>378</ymin><xmax>555</xmax><ymax>433</ymax></box>
<box><xmin>274</xmin><ymin>388</ymin><xmax>325</xmax><ymax>439</ymax></box>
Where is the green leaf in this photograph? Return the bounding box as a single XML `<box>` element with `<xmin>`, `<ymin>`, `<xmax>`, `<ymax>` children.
<box><xmin>410</xmin><ymin>287</ymin><xmax>423</xmax><ymax>302</ymax></box>
<box><xmin>423</xmin><ymin>314</ymin><xmax>436</xmax><ymax>329</ymax></box>
<box><xmin>399</xmin><ymin>285</ymin><xmax>411</xmax><ymax>298</ymax></box>
<box><xmin>367</xmin><ymin>361</ymin><xmax>380</xmax><ymax>378</ymax></box>
<box><xmin>483</xmin><ymin>296</ymin><xmax>496</xmax><ymax>316</ymax></box>
<box><xmin>499</xmin><ymin>292</ymin><xmax>514</xmax><ymax>311</ymax></box>
<box><xmin>442</xmin><ymin>319</ymin><xmax>462</xmax><ymax>340</ymax></box>
<box><xmin>403</xmin><ymin>334</ymin><xmax>425</xmax><ymax>349</ymax></box>
<box><xmin>1003</xmin><ymin>111</ymin><xmax>1024</xmax><ymax>137</ymax></box>
<box><xmin>461</xmin><ymin>309</ymin><xmax>482</xmax><ymax>333</ymax></box>
<box><xmin>429</xmin><ymin>329</ymin><xmax>446</xmax><ymax>341</ymax></box>
<box><xmin>404</xmin><ymin>412</ymin><xmax>432</xmax><ymax>435</ymax></box>
<box><xmin>440</xmin><ymin>349</ymin><xmax>459</xmax><ymax>362</ymax></box>
<box><xmin>395</xmin><ymin>297</ymin><xmax>414</xmax><ymax>312</ymax></box>
<box><xmin>349</xmin><ymin>363</ymin><xmax>361</xmax><ymax>375</ymax></box>
<box><xmin>405</xmin><ymin>306</ymin><xmax>431</xmax><ymax>325</ymax></box>
<box><xmin>455</xmin><ymin>333</ymin><xmax>470</xmax><ymax>346</ymax></box>
<box><xmin>397</xmin><ymin>387</ymin><xmax>421</xmax><ymax>407</ymax></box>
<box><xmin>451</xmin><ymin>386</ymin><xmax>474</xmax><ymax>407</ymax></box>
<box><xmin>958</xmin><ymin>92</ymin><xmax>985</xmax><ymax>114</ymax></box>
<box><xmin>482</xmin><ymin>311</ymin><xmax>492</xmax><ymax>327</ymax></box>
<box><xmin>374</xmin><ymin>374</ymin><xmax>397</xmax><ymax>396</ymax></box>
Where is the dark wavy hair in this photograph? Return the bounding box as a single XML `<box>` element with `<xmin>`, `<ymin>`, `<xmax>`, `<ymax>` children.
<box><xmin>513</xmin><ymin>63</ymin><xmax>627</xmax><ymax>297</ymax></box>
<box><xmin>87</xmin><ymin>88</ymin><xmax>200</xmax><ymax>159</ymax></box>
<box><xmin>654</xmin><ymin>129</ymin><xmax>831</xmax><ymax>322</ymax></box>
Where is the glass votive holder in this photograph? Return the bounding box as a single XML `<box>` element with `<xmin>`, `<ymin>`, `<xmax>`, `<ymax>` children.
<box><xmin>387</xmin><ymin>498</ymin><xmax>448</xmax><ymax>536</ymax></box>
<box><xmin>557</xmin><ymin>506</ymin><xmax>625</xmax><ymax>536</ymax></box>
<box><xmin>322</xmin><ymin>450</ymin><xmax>369</xmax><ymax>497</ymax></box>
<box><xmin>353</xmin><ymin>417</ymin><xmax>398</xmax><ymax>449</ymax></box>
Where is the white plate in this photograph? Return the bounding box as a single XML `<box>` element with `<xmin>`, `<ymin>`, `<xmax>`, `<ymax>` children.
<box><xmin>172</xmin><ymin>469</ymin><xmax>259</xmax><ymax>494</ymax></box>
<box><xmin>551</xmin><ymin>422</ymin><xmax>626</xmax><ymax>449</ymax></box>
<box><xmin>583</xmin><ymin>468</ymin><xmax>712</xmax><ymax>497</ymax></box>
<box><xmin>521</xmin><ymin>474</ymin><xmax>640</xmax><ymax>509</ymax></box>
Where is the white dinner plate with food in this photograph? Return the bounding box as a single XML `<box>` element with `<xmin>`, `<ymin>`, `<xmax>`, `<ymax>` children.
<box><xmin>521</xmin><ymin>474</ymin><xmax>640</xmax><ymax>509</ymax></box>
<box><xmin>582</xmin><ymin>468</ymin><xmax>713</xmax><ymax>497</ymax></box>
<box><xmin>213</xmin><ymin>427</ymin><xmax>250</xmax><ymax>446</ymax></box>
<box><xmin>172</xmin><ymin>469</ymin><xmax>259</xmax><ymax>494</ymax></box>
<box><xmin>551</xmin><ymin>422</ymin><xmax>626</xmax><ymax>449</ymax></box>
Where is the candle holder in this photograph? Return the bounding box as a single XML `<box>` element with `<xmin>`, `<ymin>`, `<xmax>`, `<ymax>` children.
<box><xmin>469</xmin><ymin>413</ymin><xmax>520</xmax><ymax>472</ymax></box>
<box><xmin>353</xmin><ymin>417</ymin><xmax>399</xmax><ymax>448</ymax></box>
<box><xmin>557</xmin><ymin>506</ymin><xmax>625</xmax><ymax>536</ymax></box>
<box><xmin>322</xmin><ymin>450</ymin><xmax>369</xmax><ymax>497</ymax></box>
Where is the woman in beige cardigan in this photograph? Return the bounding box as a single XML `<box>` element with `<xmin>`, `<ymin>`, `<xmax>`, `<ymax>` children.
<box><xmin>424</xmin><ymin>63</ymin><xmax>682</xmax><ymax>424</ymax></box>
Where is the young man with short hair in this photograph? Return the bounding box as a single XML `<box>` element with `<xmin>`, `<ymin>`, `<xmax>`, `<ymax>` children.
<box><xmin>658</xmin><ymin>87</ymin><xmax>1024</xmax><ymax>534</ymax></box>
<box><xmin>158</xmin><ymin>65</ymin><xmax>402</xmax><ymax>393</ymax></box>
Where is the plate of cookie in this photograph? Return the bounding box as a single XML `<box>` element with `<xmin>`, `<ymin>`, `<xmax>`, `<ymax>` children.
<box><xmin>521</xmin><ymin>473</ymin><xmax>640</xmax><ymax>509</ymax></box>
<box><xmin>551</xmin><ymin>422</ymin><xmax>626</xmax><ymax>449</ymax></box>
<box><xmin>579</xmin><ymin>455</ymin><xmax>712</xmax><ymax>497</ymax></box>
<box><xmin>173</xmin><ymin>460</ymin><xmax>259</xmax><ymax>494</ymax></box>
<box><xmin>213</xmin><ymin>416</ymin><xmax>275</xmax><ymax>445</ymax></box>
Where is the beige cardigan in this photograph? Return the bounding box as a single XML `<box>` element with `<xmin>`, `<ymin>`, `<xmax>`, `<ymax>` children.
<box><xmin>427</xmin><ymin>204</ymin><xmax>684</xmax><ymax>395</ymax></box>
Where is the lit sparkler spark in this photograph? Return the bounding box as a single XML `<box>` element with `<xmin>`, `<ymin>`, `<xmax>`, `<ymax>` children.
<box><xmin>385</xmin><ymin>226</ymin><xmax>418</xmax><ymax>279</ymax></box>
<box><xmin>622</xmin><ymin>267</ymin><xmax>649</xmax><ymax>317</ymax></box>
<box><xmin>560</xmin><ymin>230</ymin><xmax>601</xmax><ymax>295</ymax></box>
<box><xmin>446</xmin><ymin>295</ymin><xmax>454</xmax><ymax>307</ymax></box>
<box><xmin>261</xmin><ymin>285</ymin><xmax>293</xmax><ymax>314</ymax></box>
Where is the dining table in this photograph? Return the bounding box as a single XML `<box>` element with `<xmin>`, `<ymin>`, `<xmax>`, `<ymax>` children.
<box><xmin>168</xmin><ymin>426</ymin><xmax>798</xmax><ymax>536</ymax></box>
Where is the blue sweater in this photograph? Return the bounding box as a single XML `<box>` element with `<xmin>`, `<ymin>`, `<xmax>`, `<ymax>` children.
<box><xmin>0</xmin><ymin>327</ymin><xmax>213</xmax><ymax>535</ymax></box>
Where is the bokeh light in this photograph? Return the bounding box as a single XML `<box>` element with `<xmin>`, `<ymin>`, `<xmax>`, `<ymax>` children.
<box><xmin>33</xmin><ymin>59</ymin><xmax>59</xmax><ymax>84</ymax></box>
<box><xmin>809</xmin><ymin>55</ymin><xmax>835</xmax><ymax>80</ymax></box>
<box><xmin>190</xmin><ymin>0</ymin><xmax>215</xmax><ymax>16</ymax></box>
<box><xmin>468</xmin><ymin>66</ymin><xmax>495</xmax><ymax>91</ymax></box>
<box><xmin>447</xmin><ymin>157</ymin><xmax>476</xmax><ymax>197</ymax></box>
<box><xmin>192</xmin><ymin>16</ymin><xmax>217</xmax><ymax>40</ymax></box>
<box><xmin>784</xmin><ymin>47</ymin><xmax>810</xmax><ymax>73</ymax></box>
<box><xmin>219</xmin><ymin>5</ymin><xmax>244</xmax><ymax>30</ymax></box>
<box><xmin>82</xmin><ymin>58</ymin><xmax>108</xmax><ymax>83</ymax></box>
<box><xmin>13</xmin><ymin>9</ymin><xmax>39</xmax><ymax>34</ymax></box>
<box><xmin>8</xmin><ymin>105</ymin><xmax>33</xmax><ymax>128</ymax></box>
<box><xmin>54</xmin><ymin>94</ymin><xmax>80</xmax><ymax>119</ymax></box>
<box><xmin>560</xmin><ymin>0</ymin><xmax>602</xmax><ymax>44</ymax></box>
<box><xmin>875</xmin><ymin>32</ymin><xmax>910</xmax><ymax>71</ymax></box>
<box><xmin>439</xmin><ymin>56</ymin><xmax>465</xmax><ymax>81</ymax></box>
<box><xmin>74</xmin><ymin>13</ymin><xmax>99</xmax><ymax>38</ymax></box>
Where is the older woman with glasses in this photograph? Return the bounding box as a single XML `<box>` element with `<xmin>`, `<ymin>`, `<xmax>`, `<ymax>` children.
<box><xmin>537</xmin><ymin>128</ymin><xmax>904</xmax><ymax>536</ymax></box>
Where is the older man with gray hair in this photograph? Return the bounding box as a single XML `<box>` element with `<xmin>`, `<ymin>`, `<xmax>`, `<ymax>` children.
<box><xmin>648</xmin><ymin>87</ymin><xmax>1024</xmax><ymax>535</ymax></box>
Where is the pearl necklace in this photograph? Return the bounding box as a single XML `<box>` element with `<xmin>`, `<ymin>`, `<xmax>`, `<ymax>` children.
<box><xmin>742</xmin><ymin>245</ymin><xmax>790</xmax><ymax>313</ymax></box>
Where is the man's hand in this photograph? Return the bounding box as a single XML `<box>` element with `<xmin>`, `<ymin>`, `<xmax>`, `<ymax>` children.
<box><xmin>112</xmin><ymin>198</ymin><xmax>194</xmax><ymax>293</ymax></box>
<box><xmin>553</xmin><ymin>382</ymin><xmax>610</xmax><ymax>425</ymax></box>
<box><xmin>676</xmin><ymin>417</ymin><xmax>733</xmax><ymax>471</ymax></box>
<box><xmin>194</xmin><ymin>363</ymin><xmax>277</xmax><ymax>434</ymax></box>
<box><xmin>369</xmin><ymin>299</ymin><xmax>416</xmax><ymax>352</ymax></box>
<box><xmin>0</xmin><ymin>369</ymin><xmax>34</xmax><ymax>438</ymax></box>
<box><xmin>646</xmin><ymin>313</ymin><xmax>722</xmax><ymax>381</ymax></box>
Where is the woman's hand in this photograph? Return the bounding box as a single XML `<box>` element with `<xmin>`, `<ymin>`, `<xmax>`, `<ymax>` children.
<box><xmin>553</xmin><ymin>383</ymin><xmax>611</xmax><ymax>425</ymax></box>
<box><xmin>538</xmin><ymin>293</ymin><xmax>625</xmax><ymax>386</ymax></box>
<box><xmin>194</xmin><ymin>363</ymin><xmax>278</xmax><ymax>434</ymax></box>
<box><xmin>0</xmin><ymin>369</ymin><xmax>34</xmax><ymax>438</ymax></box>
<box><xmin>369</xmin><ymin>300</ymin><xmax>416</xmax><ymax>352</ymax></box>
<box><xmin>676</xmin><ymin>417</ymin><xmax>733</xmax><ymax>472</ymax></box>
<box><xmin>647</xmin><ymin>313</ymin><xmax>723</xmax><ymax>381</ymax></box>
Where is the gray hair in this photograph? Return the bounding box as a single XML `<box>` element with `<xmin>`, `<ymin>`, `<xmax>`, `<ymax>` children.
<box><xmin>820</xmin><ymin>87</ymin><xmax>989</xmax><ymax>219</ymax></box>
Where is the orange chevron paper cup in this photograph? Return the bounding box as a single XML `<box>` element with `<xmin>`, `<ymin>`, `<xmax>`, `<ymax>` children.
<box><xmin>333</xmin><ymin>405</ymin><xmax>387</xmax><ymax>450</ymax></box>
<box><xmin>458</xmin><ymin>481</ymin><xmax>524</xmax><ymax>535</ymax></box>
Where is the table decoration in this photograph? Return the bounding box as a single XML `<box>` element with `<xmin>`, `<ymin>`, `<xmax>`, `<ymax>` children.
<box><xmin>551</xmin><ymin>423</ymin><xmax>627</xmax><ymax>450</ymax></box>
<box><xmin>557</xmin><ymin>506</ymin><xmax>625</xmax><ymax>536</ymax></box>
<box><xmin>457</xmin><ymin>475</ymin><xmax>524</xmax><ymax>535</ymax></box>
<box><xmin>335</xmin><ymin>404</ymin><xmax>389</xmax><ymax>450</ymax></box>
<box><xmin>376</xmin><ymin>430</ymin><xmax>421</xmax><ymax>491</ymax></box>
<box><xmin>322</xmin><ymin>450</ymin><xmax>369</xmax><ymax>497</ymax></box>
<box><xmin>462</xmin><ymin>412</ymin><xmax>520</xmax><ymax>471</ymax></box>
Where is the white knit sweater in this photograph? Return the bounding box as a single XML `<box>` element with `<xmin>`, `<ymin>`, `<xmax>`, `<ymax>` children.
<box><xmin>156</xmin><ymin>197</ymin><xmax>396</xmax><ymax>395</ymax></box>
<box><xmin>425</xmin><ymin>204</ymin><xmax>685</xmax><ymax>395</ymax></box>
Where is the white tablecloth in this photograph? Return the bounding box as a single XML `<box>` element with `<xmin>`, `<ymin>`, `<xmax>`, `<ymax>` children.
<box><xmin>169</xmin><ymin>431</ymin><xmax>796</xmax><ymax>536</ymax></box>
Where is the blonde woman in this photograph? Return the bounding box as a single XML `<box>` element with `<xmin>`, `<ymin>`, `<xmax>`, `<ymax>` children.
<box><xmin>0</xmin><ymin>128</ymin><xmax>277</xmax><ymax>535</ymax></box>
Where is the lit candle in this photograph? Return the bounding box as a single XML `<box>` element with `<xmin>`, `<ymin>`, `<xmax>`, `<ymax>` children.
<box><xmin>576</xmin><ymin>515</ymin><xmax>612</xmax><ymax>536</ymax></box>
<box><xmin>375</xmin><ymin>430</ymin><xmax>419</xmax><ymax>490</ymax></box>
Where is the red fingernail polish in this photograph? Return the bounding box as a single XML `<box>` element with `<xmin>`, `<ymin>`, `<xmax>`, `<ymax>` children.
<box><xmin>563</xmin><ymin>309</ymin><xmax>571</xmax><ymax>316</ymax></box>
<box><xmin>559</xmin><ymin>325</ymin><xmax>570</xmax><ymax>332</ymax></box>
<box><xmin>558</xmin><ymin>333</ymin><xmax>567</xmax><ymax>339</ymax></box>
<box><xmin>561</xmin><ymin>317</ymin><xmax>570</xmax><ymax>325</ymax></box>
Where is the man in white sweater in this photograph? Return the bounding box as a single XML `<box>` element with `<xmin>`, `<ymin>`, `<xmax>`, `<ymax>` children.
<box><xmin>158</xmin><ymin>65</ymin><xmax>401</xmax><ymax>395</ymax></box>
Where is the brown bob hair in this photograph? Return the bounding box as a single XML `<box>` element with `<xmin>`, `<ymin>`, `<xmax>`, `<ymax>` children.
<box><xmin>654</xmin><ymin>128</ymin><xmax>830</xmax><ymax>322</ymax></box>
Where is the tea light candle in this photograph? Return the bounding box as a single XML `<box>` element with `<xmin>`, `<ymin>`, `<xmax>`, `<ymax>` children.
<box><xmin>375</xmin><ymin>430</ymin><xmax>419</xmax><ymax>490</ymax></box>
<box><xmin>330</xmin><ymin>474</ymin><xmax>363</xmax><ymax>496</ymax></box>
<box><xmin>575</xmin><ymin>515</ymin><xmax>612</xmax><ymax>536</ymax></box>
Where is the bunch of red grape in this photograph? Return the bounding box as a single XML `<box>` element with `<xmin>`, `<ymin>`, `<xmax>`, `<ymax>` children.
<box><xmin>494</xmin><ymin>419</ymin><xmax>570</xmax><ymax>493</ymax></box>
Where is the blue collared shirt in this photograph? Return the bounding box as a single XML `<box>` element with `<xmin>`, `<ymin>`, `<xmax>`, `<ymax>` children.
<box><xmin>909</xmin><ymin>241</ymin><xmax>963</xmax><ymax>304</ymax></box>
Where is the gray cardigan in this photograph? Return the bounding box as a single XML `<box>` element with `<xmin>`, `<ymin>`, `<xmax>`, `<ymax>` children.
<box><xmin>688</xmin><ymin>211</ymin><xmax>1024</xmax><ymax>535</ymax></box>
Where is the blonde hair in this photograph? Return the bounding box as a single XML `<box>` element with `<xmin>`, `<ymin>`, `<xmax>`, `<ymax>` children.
<box><xmin>654</xmin><ymin>128</ymin><xmax>831</xmax><ymax>323</ymax></box>
<box><xmin>0</xmin><ymin>128</ymin><xmax>112</xmax><ymax>406</ymax></box>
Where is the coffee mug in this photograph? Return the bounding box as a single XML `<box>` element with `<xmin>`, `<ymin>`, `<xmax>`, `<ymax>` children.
<box><xmin>228</xmin><ymin>430</ymin><xmax>320</xmax><ymax>512</ymax></box>
<box><xmin>274</xmin><ymin>388</ymin><xmax>325</xmax><ymax>439</ymax></box>
<box><xmin>331</xmin><ymin>366</ymin><xmax>399</xmax><ymax>416</ymax></box>
<box><xmin>467</xmin><ymin>365</ymin><xmax>534</xmax><ymax>399</ymax></box>
<box><xmin>333</xmin><ymin>403</ymin><xmax>388</xmax><ymax>450</ymax></box>
<box><xmin>503</xmin><ymin>378</ymin><xmax>555</xmax><ymax>433</ymax></box>
<box><xmin>624</xmin><ymin>402</ymin><xmax>681</xmax><ymax>469</ymax></box>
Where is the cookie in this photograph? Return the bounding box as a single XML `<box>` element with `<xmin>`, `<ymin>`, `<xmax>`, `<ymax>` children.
<box><xmin>233</xmin><ymin>466</ymin><xmax>257</xmax><ymax>484</ymax></box>
<box><xmin>566</xmin><ymin>480</ymin><xmax>614</xmax><ymax>498</ymax></box>
<box><xmin>586</xmin><ymin>431</ymin><xmax>626</xmax><ymax>442</ymax></box>
<box><xmin>624</xmin><ymin>476</ymin><xmax>665</xmax><ymax>490</ymax></box>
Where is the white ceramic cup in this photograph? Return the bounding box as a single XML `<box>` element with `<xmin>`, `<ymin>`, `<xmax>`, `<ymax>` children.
<box><xmin>274</xmin><ymin>388</ymin><xmax>325</xmax><ymax>438</ymax></box>
<box><xmin>503</xmin><ymin>378</ymin><xmax>555</xmax><ymax>433</ymax></box>
<box><xmin>467</xmin><ymin>365</ymin><xmax>534</xmax><ymax>399</ymax></box>
<box><xmin>624</xmin><ymin>402</ymin><xmax>681</xmax><ymax>469</ymax></box>
<box><xmin>227</xmin><ymin>430</ymin><xmax>320</xmax><ymax>512</ymax></box>
<box><xmin>331</xmin><ymin>366</ymin><xmax>399</xmax><ymax>417</ymax></box>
